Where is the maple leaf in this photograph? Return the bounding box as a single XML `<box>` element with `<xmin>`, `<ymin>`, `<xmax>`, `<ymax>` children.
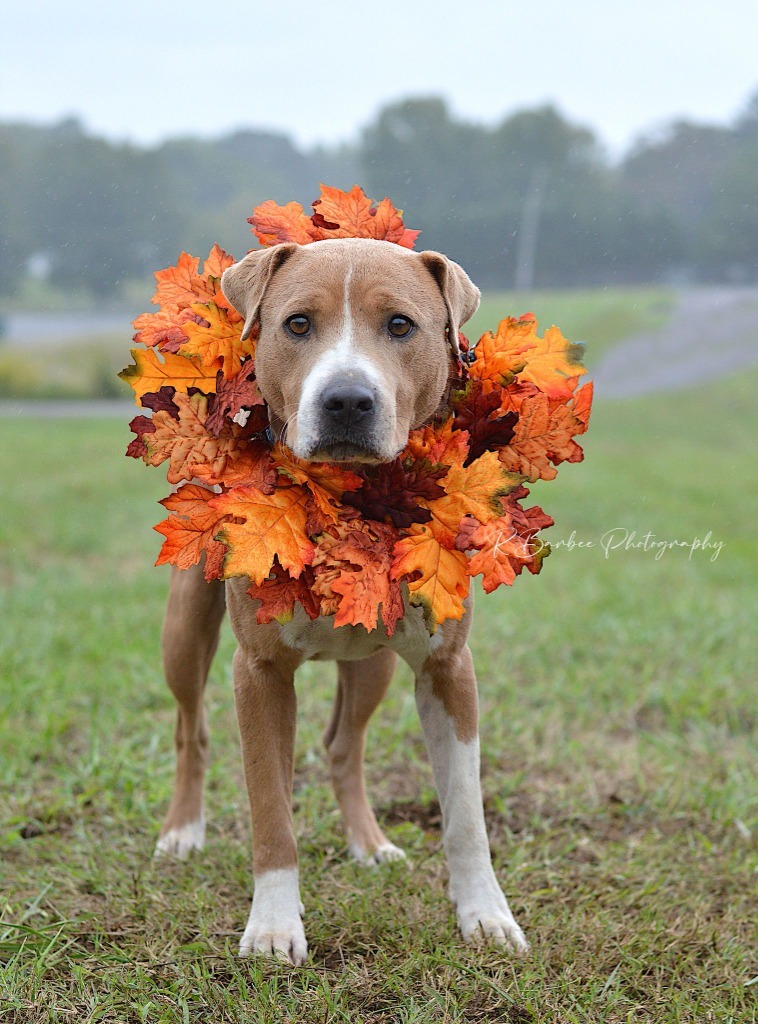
<box><xmin>312</xmin><ymin>185</ymin><xmax>420</xmax><ymax>248</ymax></box>
<box><xmin>391</xmin><ymin>524</ymin><xmax>470</xmax><ymax>631</ymax></box>
<box><xmin>569</xmin><ymin>380</ymin><xmax>594</xmax><ymax>432</ymax></box>
<box><xmin>405</xmin><ymin>417</ymin><xmax>470</xmax><ymax>468</ymax></box>
<box><xmin>119</xmin><ymin>348</ymin><xmax>218</xmax><ymax>405</ymax></box>
<box><xmin>498</xmin><ymin>393</ymin><xmax>585</xmax><ymax>482</ymax></box>
<box><xmin>211</xmin><ymin>485</ymin><xmax>314</xmax><ymax>585</ymax></box>
<box><xmin>151</xmin><ymin>251</ymin><xmax>217</xmax><ymax>312</ymax></box>
<box><xmin>153</xmin><ymin>484</ymin><xmax>233</xmax><ymax>574</ymax></box>
<box><xmin>313</xmin><ymin>519</ymin><xmax>404</xmax><ymax>635</ymax></box>
<box><xmin>343</xmin><ymin>457</ymin><xmax>448</xmax><ymax>529</ymax></box>
<box><xmin>470</xmin><ymin>314</ymin><xmax>538</xmax><ymax>391</ymax></box>
<box><xmin>422</xmin><ymin>449</ymin><xmax>523</xmax><ymax>545</ymax></box>
<box><xmin>451</xmin><ymin>380</ymin><xmax>518</xmax><ymax>464</ymax></box>
<box><xmin>193</xmin><ymin>440</ymin><xmax>277</xmax><ymax>491</ymax></box>
<box><xmin>178</xmin><ymin>302</ymin><xmax>252</xmax><ymax>378</ymax></box>
<box><xmin>249</xmin><ymin>200</ymin><xmax>322</xmax><ymax>246</ymax></box>
<box><xmin>518</xmin><ymin>324</ymin><xmax>587</xmax><ymax>399</ymax></box>
<box><xmin>246</xmin><ymin>560</ymin><xmax>322</xmax><ymax>625</ymax></box>
<box><xmin>272</xmin><ymin>443</ymin><xmax>363</xmax><ymax>523</ymax></box>
<box><xmin>204</xmin><ymin>363</ymin><xmax>263</xmax><ymax>436</ymax></box>
<box><xmin>203</xmin><ymin>242</ymin><xmax>236</xmax><ymax>282</ymax></box>
<box><xmin>140</xmin><ymin>392</ymin><xmax>248</xmax><ymax>484</ymax></box>
<box><xmin>132</xmin><ymin>307</ymin><xmax>204</xmax><ymax>352</ymax></box>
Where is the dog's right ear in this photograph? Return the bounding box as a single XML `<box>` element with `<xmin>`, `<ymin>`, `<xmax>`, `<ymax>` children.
<box><xmin>221</xmin><ymin>244</ymin><xmax>299</xmax><ymax>341</ymax></box>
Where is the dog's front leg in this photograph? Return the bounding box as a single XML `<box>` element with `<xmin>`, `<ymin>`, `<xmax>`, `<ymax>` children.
<box><xmin>233</xmin><ymin>645</ymin><xmax>307</xmax><ymax>965</ymax></box>
<box><xmin>415</xmin><ymin>642</ymin><xmax>528</xmax><ymax>953</ymax></box>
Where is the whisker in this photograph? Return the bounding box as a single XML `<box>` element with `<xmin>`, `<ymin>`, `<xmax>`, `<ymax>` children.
<box><xmin>278</xmin><ymin>411</ymin><xmax>298</xmax><ymax>445</ymax></box>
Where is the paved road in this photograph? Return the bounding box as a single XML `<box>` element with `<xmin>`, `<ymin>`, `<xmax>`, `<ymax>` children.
<box><xmin>591</xmin><ymin>286</ymin><xmax>758</xmax><ymax>398</ymax></box>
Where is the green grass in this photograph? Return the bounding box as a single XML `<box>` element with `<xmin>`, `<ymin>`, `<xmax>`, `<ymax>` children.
<box><xmin>0</xmin><ymin>372</ymin><xmax>755</xmax><ymax>1022</ymax></box>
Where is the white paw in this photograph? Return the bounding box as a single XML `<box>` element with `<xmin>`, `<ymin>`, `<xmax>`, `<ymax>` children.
<box><xmin>352</xmin><ymin>841</ymin><xmax>407</xmax><ymax>866</ymax></box>
<box><xmin>457</xmin><ymin>905</ymin><xmax>529</xmax><ymax>953</ymax></box>
<box><xmin>153</xmin><ymin>818</ymin><xmax>205</xmax><ymax>860</ymax></box>
<box><xmin>239</xmin><ymin>868</ymin><xmax>307</xmax><ymax>966</ymax></box>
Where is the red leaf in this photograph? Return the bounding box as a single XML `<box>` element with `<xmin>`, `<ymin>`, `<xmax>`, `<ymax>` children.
<box><xmin>343</xmin><ymin>458</ymin><xmax>448</xmax><ymax>528</ymax></box>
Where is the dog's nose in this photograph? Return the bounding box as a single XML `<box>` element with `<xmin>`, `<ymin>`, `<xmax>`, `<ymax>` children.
<box><xmin>322</xmin><ymin>383</ymin><xmax>375</xmax><ymax>427</ymax></box>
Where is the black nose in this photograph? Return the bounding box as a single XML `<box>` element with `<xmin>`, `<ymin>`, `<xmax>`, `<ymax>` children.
<box><xmin>322</xmin><ymin>383</ymin><xmax>375</xmax><ymax>427</ymax></box>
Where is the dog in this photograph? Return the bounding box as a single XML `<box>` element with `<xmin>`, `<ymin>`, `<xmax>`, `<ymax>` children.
<box><xmin>153</xmin><ymin>238</ymin><xmax>529</xmax><ymax>964</ymax></box>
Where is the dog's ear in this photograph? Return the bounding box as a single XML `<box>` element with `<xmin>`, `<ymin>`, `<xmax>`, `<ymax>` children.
<box><xmin>420</xmin><ymin>252</ymin><xmax>481</xmax><ymax>359</ymax></box>
<box><xmin>221</xmin><ymin>243</ymin><xmax>299</xmax><ymax>341</ymax></box>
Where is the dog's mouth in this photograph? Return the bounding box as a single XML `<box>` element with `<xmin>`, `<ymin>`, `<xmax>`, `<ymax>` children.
<box><xmin>306</xmin><ymin>435</ymin><xmax>387</xmax><ymax>464</ymax></box>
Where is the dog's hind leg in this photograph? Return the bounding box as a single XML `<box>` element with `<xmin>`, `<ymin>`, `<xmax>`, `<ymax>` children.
<box><xmin>154</xmin><ymin>563</ymin><xmax>226</xmax><ymax>860</ymax></box>
<box><xmin>325</xmin><ymin>649</ymin><xmax>405</xmax><ymax>864</ymax></box>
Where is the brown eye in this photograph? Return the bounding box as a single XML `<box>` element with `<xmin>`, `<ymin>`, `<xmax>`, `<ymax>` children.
<box><xmin>285</xmin><ymin>314</ymin><xmax>311</xmax><ymax>337</ymax></box>
<box><xmin>388</xmin><ymin>314</ymin><xmax>414</xmax><ymax>339</ymax></box>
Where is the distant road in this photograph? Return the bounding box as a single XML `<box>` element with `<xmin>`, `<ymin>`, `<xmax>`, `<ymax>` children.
<box><xmin>0</xmin><ymin>399</ymin><xmax>134</xmax><ymax>418</ymax></box>
<box><xmin>0</xmin><ymin>310</ymin><xmax>131</xmax><ymax>344</ymax></box>
<box><xmin>591</xmin><ymin>286</ymin><xmax>758</xmax><ymax>397</ymax></box>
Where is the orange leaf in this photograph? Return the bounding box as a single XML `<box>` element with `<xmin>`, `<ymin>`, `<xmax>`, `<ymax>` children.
<box><xmin>132</xmin><ymin>307</ymin><xmax>199</xmax><ymax>351</ymax></box>
<box><xmin>498</xmin><ymin>393</ymin><xmax>584</xmax><ymax>482</ymax></box>
<box><xmin>142</xmin><ymin>392</ymin><xmax>246</xmax><ymax>484</ymax></box>
<box><xmin>119</xmin><ymin>348</ymin><xmax>218</xmax><ymax>404</ymax></box>
<box><xmin>518</xmin><ymin>324</ymin><xmax>587</xmax><ymax>399</ymax></box>
<box><xmin>470</xmin><ymin>316</ymin><xmax>538</xmax><ymax>391</ymax></box>
<box><xmin>179</xmin><ymin>302</ymin><xmax>254</xmax><ymax>377</ymax></box>
<box><xmin>405</xmin><ymin>417</ymin><xmax>469</xmax><ymax>467</ymax></box>
<box><xmin>246</xmin><ymin>561</ymin><xmax>322</xmax><ymax>625</ymax></box>
<box><xmin>203</xmin><ymin>242</ymin><xmax>236</xmax><ymax>282</ymax></box>
<box><xmin>456</xmin><ymin>498</ymin><xmax>552</xmax><ymax>593</ymax></box>
<box><xmin>391</xmin><ymin>525</ymin><xmax>469</xmax><ymax>631</ymax></box>
<box><xmin>312</xmin><ymin>185</ymin><xmax>420</xmax><ymax>246</ymax></box>
<box><xmin>249</xmin><ymin>199</ymin><xmax>321</xmax><ymax>246</ymax></box>
<box><xmin>151</xmin><ymin>251</ymin><xmax>216</xmax><ymax>312</ymax></box>
<box><xmin>154</xmin><ymin>484</ymin><xmax>232</xmax><ymax>571</ymax></box>
<box><xmin>422</xmin><ymin>449</ymin><xmax>523</xmax><ymax>545</ymax></box>
<box><xmin>211</xmin><ymin>485</ymin><xmax>314</xmax><ymax>585</ymax></box>
<box><xmin>271</xmin><ymin>443</ymin><xmax>362</xmax><ymax>523</ymax></box>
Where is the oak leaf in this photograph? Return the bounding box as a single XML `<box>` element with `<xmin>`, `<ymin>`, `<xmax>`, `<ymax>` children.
<box><xmin>205</xmin><ymin>363</ymin><xmax>263</xmax><ymax>436</ymax></box>
<box><xmin>498</xmin><ymin>393</ymin><xmax>585</xmax><ymax>482</ymax></box>
<box><xmin>343</xmin><ymin>457</ymin><xmax>448</xmax><ymax>529</ymax></box>
<box><xmin>179</xmin><ymin>302</ymin><xmax>252</xmax><ymax>378</ymax></box>
<box><xmin>405</xmin><ymin>417</ymin><xmax>470</xmax><ymax>468</ymax></box>
<box><xmin>451</xmin><ymin>381</ymin><xmax>518</xmax><ymax>464</ymax></box>
<box><xmin>119</xmin><ymin>348</ymin><xmax>218</xmax><ymax>404</ymax></box>
<box><xmin>249</xmin><ymin>200</ymin><xmax>322</xmax><ymax>246</ymax></box>
<box><xmin>312</xmin><ymin>185</ymin><xmax>420</xmax><ymax>248</ymax></box>
<box><xmin>272</xmin><ymin>443</ymin><xmax>363</xmax><ymax>523</ymax></box>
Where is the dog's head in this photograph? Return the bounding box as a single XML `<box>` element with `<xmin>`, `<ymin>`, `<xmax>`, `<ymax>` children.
<box><xmin>221</xmin><ymin>238</ymin><xmax>479</xmax><ymax>462</ymax></box>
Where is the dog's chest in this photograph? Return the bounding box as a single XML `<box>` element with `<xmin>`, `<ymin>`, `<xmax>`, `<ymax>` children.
<box><xmin>277</xmin><ymin>602</ymin><xmax>440</xmax><ymax>671</ymax></box>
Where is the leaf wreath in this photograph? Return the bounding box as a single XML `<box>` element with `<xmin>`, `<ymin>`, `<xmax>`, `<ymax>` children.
<box><xmin>121</xmin><ymin>184</ymin><xmax>593</xmax><ymax>634</ymax></box>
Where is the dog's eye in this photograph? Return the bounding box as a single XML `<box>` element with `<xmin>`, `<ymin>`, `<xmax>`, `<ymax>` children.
<box><xmin>285</xmin><ymin>315</ymin><xmax>311</xmax><ymax>337</ymax></box>
<box><xmin>388</xmin><ymin>314</ymin><xmax>414</xmax><ymax>339</ymax></box>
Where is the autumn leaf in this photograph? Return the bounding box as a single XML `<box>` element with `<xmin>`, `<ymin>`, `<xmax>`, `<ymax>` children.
<box><xmin>312</xmin><ymin>185</ymin><xmax>420</xmax><ymax>248</ymax></box>
<box><xmin>451</xmin><ymin>380</ymin><xmax>518</xmax><ymax>464</ymax></box>
<box><xmin>140</xmin><ymin>387</ymin><xmax>180</xmax><ymax>418</ymax></box>
<box><xmin>272</xmin><ymin>443</ymin><xmax>363</xmax><ymax>523</ymax></box>
<box><xmin>469</xmin><ymin>314</ymin><xmax>538</xmax><ymax>391</ymax></box>
<box><xmin>173</xmin><ymin>301</ymin><xmax>251</xmax><ymax>378</ymax></box>
<box><xmin>212</xmin><ymin>485</ymin><xmax>314</xmax><ymax>585</ymax></box>
<box><xmin>422</xmin><ymin>449</ymin><xmax>523</xmax><ymax>545</ymax></box>
<box><xmin>193</xmin><ymin>440</ymin><xmax>277</xmax><ymax>491</ymax></box>
<box><xmin>246</xmin><ymin>560</ymin><xmax>322</xmax><ymax>625</ymax></box>
<box><xmin>126</xmin><ymin>415</ymin><xmax>155</xmax><ymax>459</ymax></box>
<box><xmin>518</xmin><ymin>324</ymin><xmax>587</xmax><ymax>399</ymax></box>
<box><xmin>498</xmin><ymin>392</ymin><xmax>585</xmax><ymax>482</ymax></box>
<box><xmin>249</xmin><ymin>200</ymin><xmax>322</xmax><ymax>246</ymax></box>
<box><xmin>569</xmin><ymin>380</ymin><xmax>594</xmax><ymax>432</ymax></box>
<box><xmin>153</xmin><ymin>484</ymin><xmax>233</xmax><ymax>573</ymax></box>
<box><xmin>314</xmin><ymin>518</ymin><xmax>405</xmax><ymax>634</ymax></box>
<box><xmin>343</xmin><ymin>457</ymin><xmax>448</xmax><ymax>528</ymax></box>
<box><xmin>132</xmin><ymin>307</ymin><xmax>204</xmax><ymax>352</ymax></box>
<box><xmin>119</xmin><ymin>348</ymin><xmax>218</xmax><ymax>405</ymax></box>
<box><xmin>405</xmin><ymin>417</ymin><xmax>470</xmax><ymax>468</ymax></box>
<box><xmin>205</xmin><ymin>363</ymin><xmax>263</xmax><ymax>436</ymax></box>
<box><xmin>391</xmin><ymin>524</ymin><xmax>470</xmax><ymax>631</ymax></box>
<box><xmin>139</xmin><ymin>392</ymin><xmax>248</xmax><ymax>484</ymax></box>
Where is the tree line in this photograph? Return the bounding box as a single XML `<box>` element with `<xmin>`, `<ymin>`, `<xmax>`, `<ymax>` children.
<box><xmin>1</xmin><ymin>91</ymin><xmax>756</xmax><ymax>300</ymax></box>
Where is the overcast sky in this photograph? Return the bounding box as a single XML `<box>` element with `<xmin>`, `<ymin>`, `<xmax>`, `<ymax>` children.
<box><xmin>1</xmin><ymin>0</ymin><xmax>755</xmax><ymax>156</ymax></box>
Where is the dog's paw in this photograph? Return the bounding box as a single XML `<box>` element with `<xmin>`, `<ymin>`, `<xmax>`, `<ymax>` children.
<box><xmin>153</xmin><ymin>819</ymin><xmax>205</xmax><ymax>861</ymax></box>
<box><xmin>457</xmin><ymin>905</ymin><xmax>529</xmax><ymax>954</ymax></box>
<box><xmin>239</xmin><ymin>869</ymin><xmax>307</xmax><ymax>966</ymax></box>
<box><xmin>352</xmin><ymin>840</ymin><xmax>407</xmax><ymax>867</ymax></box>
<box><xmin>239</xmin><ymin>916</ymin><xmax>308</xmax><ymax>966</ymax></box>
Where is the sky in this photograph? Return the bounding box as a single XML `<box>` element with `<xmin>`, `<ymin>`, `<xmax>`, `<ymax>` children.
<box><xmin>1</xmin><ymin>0</ymin><xmax>756</xmax><ymax>156</ymax></box>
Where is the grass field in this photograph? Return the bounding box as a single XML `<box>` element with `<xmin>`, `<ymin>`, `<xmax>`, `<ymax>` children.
<box><xmin>0</xmin><ymin>365</ymin><xmax>755</xmax><ymax>1021</ymax></box>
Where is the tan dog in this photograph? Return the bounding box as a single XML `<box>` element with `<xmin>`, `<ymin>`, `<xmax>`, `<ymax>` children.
<box><xmin>154</xmin><ymin>238</ymin><xmax>528</xmax><ymax>963</ymax></box>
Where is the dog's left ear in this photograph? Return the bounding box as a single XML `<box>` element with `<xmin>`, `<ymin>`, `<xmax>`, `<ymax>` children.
<box><xmin>420</xmin><ymin>252</ymin><xmax>481</xmax><ymax>360</ymax></box>
<box><xmin>221</xmin><ymin>243</ymin><xmax>300</xmax><ymax>341</ymax></box>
